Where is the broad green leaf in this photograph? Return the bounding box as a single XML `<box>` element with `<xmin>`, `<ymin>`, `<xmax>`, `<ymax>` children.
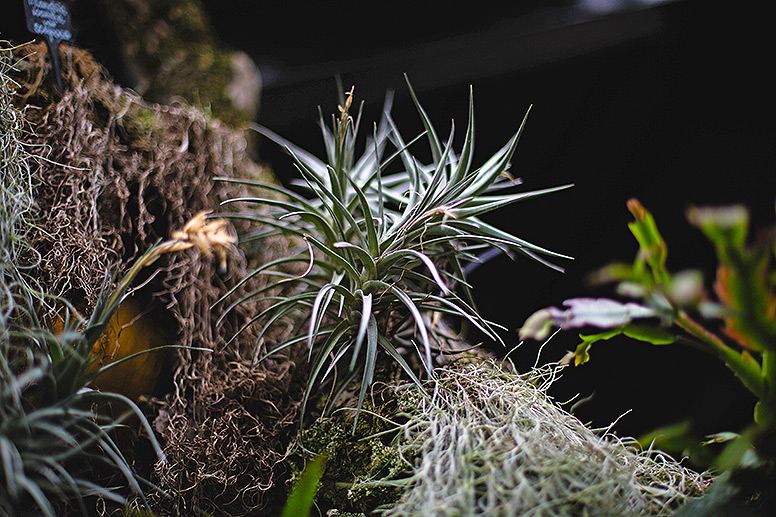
<box><xmin>636</xmin><ymin>420</ymin><xmax>715</xmax><ymax>468</ymax></box>
<box><xmin>626</xmin><ymin>198</ymin><xmax>670</xmax><ymax>285</ymax></box>
<box><xmin>713</xmin><ymin>253</ymin><xmax>776</xmax><ymax>352</ymax></box>
<box><xmin>560</xmin><ymin>321</ymin><xmax>676</xmax><ymax>367</ymax></box>
<box><xmin>720</xmin><ymin>347</ymin><xmax>766</xmax><ymax>401</ymax></box>
<box><xmin>711</xmin><ymin>426</ymin><xmax>757</xmax><ymax>473</ymax></box>
<box><xmin>562</xmin><ymin>328</ymin><xmax>622</xmax><ymax>366</ymax></box>
<box><xmin>686</xmin><ymin>204</ymin><xmax>776</xmax><ymax>350</ymax></box>
<box><xmin>622</xmin><ymin>324</ymin><xmax>677</xmax><ymax>345</ymax></box>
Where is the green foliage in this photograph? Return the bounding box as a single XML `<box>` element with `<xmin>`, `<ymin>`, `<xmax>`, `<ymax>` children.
<box><xmin>287</xmin><ymin>395</ymin><xmax>411</xmax><ymax>514</ymax></box>
<box><xmin>0</xmin><ymin>251</ymin><xmax>170</xmax><ymax>515</ymax></box>
<box><xmin>0</xmin><ymin>216</ymin><xmax>227</xmax><ymax>514</ymax></box>
<box><xmin>0</xmin><ymin>211</ymin><xmax>231</xmax><ymax>515</ymax></box>
<box><xmin>4</xmin><ymin>43</ymin><xmax>161</xmax><ymax>516</ymax></box>
<box><xmin>0</xmin><ymin>61</ymin><xmax>152</xmax><ymax>517</ymax></box>
<box><xmin>218</xmin><ymin>79</ymin><xmax>571</xmax><ymax>429</ymax></box>
<box><xmin>1</xmin><ymin>46</ymin><xmax>232</xmax><ymax>514</ymax></box>
<box><xmin>520</xmin><ymin>198</ymin><xmax>776</xmax><ymax>474</ymax></box>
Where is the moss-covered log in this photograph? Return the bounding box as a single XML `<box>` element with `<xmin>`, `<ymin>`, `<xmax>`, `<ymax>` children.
<box><xmin>92</xmin><ymin>0</ymin><xmax>261</xmax><ymax>129</ymax></box>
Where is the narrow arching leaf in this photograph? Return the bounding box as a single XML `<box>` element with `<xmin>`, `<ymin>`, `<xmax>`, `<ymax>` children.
<box><xmin>405</xmin><ymin>74</ymin><xmax>443</xmax><ymax>165</ymax></box>
<box><xmin>413</xmin><ymin>126</ymin><xmax>457</xmax><ymax>216</ymax></box>
<box><xmin>380</xmin><ymin>249</ymin><xmax>450</xmax><ymax>295</ymax></box>
<box><xmin>343</xmin><ymin>172</ymin><xmax>380</xmax><ymax>256</ymax></box>
<box><xmin>449</xmin><ymin>184</ymin><xmax>573</xmax><ymax>219</ymax></box>
<box><xmin>378</xmin><ymin>334</ymin><xmax>423</xmax><ymax>388</ymax></box>
<box><xmin>461</xmin><ymin>106</ymin><xmax>530</xmax><ymax>199</ymax></box>
<box><xmin>308</xmin><ymin>278</ymin><xmax>346</xmax><ymax>352</ymax></box>
<box><xmin>250</xmin><ymin>124</ymin><xmax>328</xmax><ymax>178</ymax></box>
<box><xmin>351</xmin><ymin>291</ymin><xmax>373</xmax><ymax>370</ymax></box>
<box><xmin>304</xmin><ymin>234</ymin><xmax>361</xmax><ymax>280</ymax></box>
<box><xmin>301</xmin><ymin>320</ymin><xmax>351</xmax><ymax>422</ymax></box>
<box><xmin>450</xmin><ymin>86</ymin><xmax>475</xmax><ymax>185</ymax></box>
<box><xmin>366</xmin><ymin>280</ymin><xmax>433</xmax><ymax>377</ymax></box>
<box><xmin>227</xmin><ymin>83</ymin><xmax>571</xmax><ymax>435</ymax></box>
<box><xmin>334</xmin><ymin>242</ymin><xmax>376</xmax><ymax>278</ymax></box>
<box><xmin>353</xmin><ymin>314</ymin><xmax>378</xmax><ymax>432</ymax></box>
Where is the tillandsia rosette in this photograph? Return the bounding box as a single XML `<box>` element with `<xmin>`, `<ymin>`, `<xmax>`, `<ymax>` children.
<box><xmin>217</xmin><ymin>79</ymin><xmax>572</xmax><ymax>429</ymax></box>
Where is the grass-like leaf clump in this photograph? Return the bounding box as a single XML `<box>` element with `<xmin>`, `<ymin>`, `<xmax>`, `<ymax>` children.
<box><xmin>1</xmin><ymin>44</ymin><xmax>239</xmax><ymax>514</ymax></box>
<box><xmin>1</xmin><ymin>43</ymin><xmax>160</xmax><ymax>516</ymax></box>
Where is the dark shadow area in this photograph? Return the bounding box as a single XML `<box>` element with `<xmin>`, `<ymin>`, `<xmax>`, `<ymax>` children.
<box><xmin>208</xmin><ymin>0</ymin><xmax>770</xmax><ymax>440</ymax></box>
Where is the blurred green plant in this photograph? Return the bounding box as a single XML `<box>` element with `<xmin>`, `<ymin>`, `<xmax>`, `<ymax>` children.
<box><xmin>282</xmin><ymin>454</ymin><xmax>326</xmax><ymax>517</ymax></box>
<box><xmin>519</xmin><ymin>198</ymin><xmax>776</xmax><ymax>511</ymax></box>
<box><xmin>217</xmin><ymin>80</ymin><xmax>572</xmax><ymax>430</ymax></box>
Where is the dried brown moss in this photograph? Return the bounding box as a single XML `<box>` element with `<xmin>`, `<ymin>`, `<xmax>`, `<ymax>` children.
<box><xmin>8</xmin><ymin>40</ymin><xmax>305</xmax><ymax>516</ymax></box>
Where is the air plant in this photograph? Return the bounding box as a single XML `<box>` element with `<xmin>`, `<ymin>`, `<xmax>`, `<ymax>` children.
<box><xmin>40</xmin><ymin>211</ymin><xmax>234</xmax><ymax>402</ymax></box>
<box><xmin>0</xmin><ymin>207</ymin><xmax>234</xmax><ymax>516</ymax></box>
<box><xmin>217</xmin><ymin>79</ymin><xmax>572</xmax><ymax>428</ymax></box>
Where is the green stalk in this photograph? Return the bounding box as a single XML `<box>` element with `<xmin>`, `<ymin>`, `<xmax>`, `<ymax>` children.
<box><xmin>758</xmin><ymin>349</ymin><xmax>776</xmax><ymax>428</ymax></box>
<box><xmin>675</xmin><ymin>310</ymin><xmax>766</xmax><ymax>401</ymax></box>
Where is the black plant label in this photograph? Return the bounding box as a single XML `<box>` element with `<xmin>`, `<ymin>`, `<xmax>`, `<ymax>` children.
<box><xmin>23</xmin><ymin>0</ymin><xmax>74</xmax><ymax>93</ymax></box>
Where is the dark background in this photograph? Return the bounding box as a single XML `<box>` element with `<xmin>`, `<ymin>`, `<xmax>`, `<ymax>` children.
<box><xmin>4</xmin><ymin>0</ymin><xmax>774</xmax><ymax>443</ymax></box>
